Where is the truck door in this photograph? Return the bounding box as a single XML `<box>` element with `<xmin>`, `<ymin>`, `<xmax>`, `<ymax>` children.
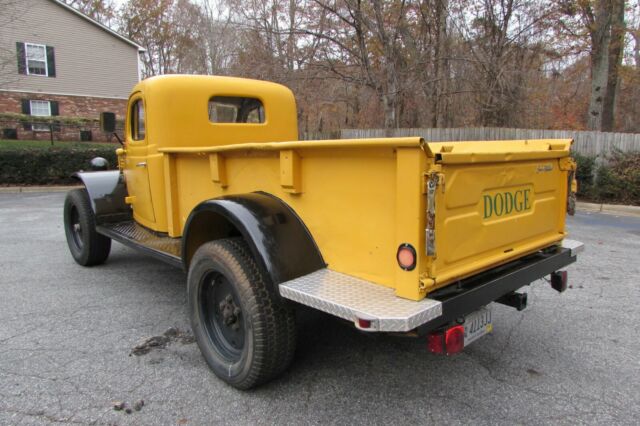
<box><xmin>124</xmin><ymin>95</ymin><xmax>156</xmax><ymax>226</ymax></box>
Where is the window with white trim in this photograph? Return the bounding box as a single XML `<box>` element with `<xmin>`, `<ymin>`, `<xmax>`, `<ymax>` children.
<box><xmin>30</xmin><ymin>100</ymin><xmax>51</xmax><ymax>131</ymax></box>
<box><xmin>26</xmin><ymin>43</ymin><xmax>47</xmax><ymax>76</ymax></box>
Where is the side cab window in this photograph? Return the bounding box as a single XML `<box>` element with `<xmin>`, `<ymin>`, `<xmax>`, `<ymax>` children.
<box><xmin>129</xmin><ymin>98</ymin><xmax>146</xmax><ymax>141</ymax></box>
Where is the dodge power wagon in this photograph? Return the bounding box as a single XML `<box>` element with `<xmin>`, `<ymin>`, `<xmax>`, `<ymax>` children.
<box><xmin>63</xmin><ymin>75</ymin><xmax>583</xmax><ymax>389</ymax></box>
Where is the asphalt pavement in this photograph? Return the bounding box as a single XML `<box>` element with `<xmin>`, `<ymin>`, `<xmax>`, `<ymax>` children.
<box><xmin>1</xmin><ymin>192</ymin><xmax>639</xmax><ymax>425</ymax></box>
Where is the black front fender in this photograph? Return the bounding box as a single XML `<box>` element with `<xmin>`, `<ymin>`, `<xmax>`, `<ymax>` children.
<box><xmin>183</xmin><ymin>192</ymin><xmax>325</xmax><ymax>294</ymax></box>
<box><xmin>72</xmin><ymin>171</ymin><xmax>130</xmax><ymax>222</ymax></box>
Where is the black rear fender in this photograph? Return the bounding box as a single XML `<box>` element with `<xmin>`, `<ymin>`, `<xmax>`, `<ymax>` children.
<box><xmin>182</xmin><ymin>192</ymin><xmax>325</xmax><ymax>297</ymax></box>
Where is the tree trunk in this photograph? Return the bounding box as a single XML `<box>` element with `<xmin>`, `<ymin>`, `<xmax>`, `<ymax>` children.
<box><xmin>287</xmin><ymin>0</ymin><xmax>296</xmax><ymax>71</ymax></box>
<box><xmin>601</xmin><ymin>0</ymin><xmax>625</xmax><ymax>131</ymax></box>
<box><xmin>431</xmin><ymin>0</ymin><xmax>449</xmax><ymax>128</ymax></box>
<box><xmin>381</xmin><ymin>81</ymin><xmax>398</xmax><ymax>129</ymax></box>
<box><xmin>634</xmin><ymin>31</ymin><xmax>640</xmax><ymax>70</ymax></box>
<box><xmin>586</xmin><ymin>0</ymin><xmax>627</xmax><ymax>131</ymax></box>
<box><xmin>371</xmin><ymin>0</ymin><xmax>400</xmax><ymax>129</ymax></box>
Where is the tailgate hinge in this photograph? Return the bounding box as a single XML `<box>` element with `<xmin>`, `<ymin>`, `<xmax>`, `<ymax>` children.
<box><xmin>425</xmin><ymin>171</ymin><xmax>444</xmax><ymax>257</ymax></box>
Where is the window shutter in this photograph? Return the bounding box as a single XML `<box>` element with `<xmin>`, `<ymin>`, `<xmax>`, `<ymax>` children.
<box><xmin>50</xmin><ymin>101</ymin><xmax>59</xmax><ymax>116</ymax></box>
<box><xmin>46</xmin><ymin>46</ymin><xmax>56</xmax><ymax>77</ymax></box>
<box><xmin>21</xmin><ymin>99</ymin><xmax>31</xmax><ymax>130</ymax></box>
<box><xmin>21</xmin><ymin>99</ymin><xmax>31</xmax><ymax>114</ymax></box>
<box><xmin>16</xmin><ymin>42</ymin><xmax>26</xmax><ymax>74</ymax></box>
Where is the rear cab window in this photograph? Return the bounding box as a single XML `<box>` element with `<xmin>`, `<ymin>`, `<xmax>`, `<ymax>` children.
<box><xmin>208</xmin><ymin>96</ymin><xmax>265</xmax><ymax>123</ymax></box>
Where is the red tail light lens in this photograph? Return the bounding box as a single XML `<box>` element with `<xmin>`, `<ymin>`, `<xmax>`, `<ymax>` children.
<box><xmin>357</xmin><ymin>318</ymin><xmax>372</xmax><ymax>329</ymax></box>
<box><xmin>428</xmin><ymin>325</ymin><xmax>465</xmax><ymax>355</ymax></box>
<box><xmin>444</xmin><ymin>325</ymin><xmax>465</xmax><ymax>354</ymax></box>
<box><xmin>427</xmin><ymin>332</ymin><xmax>444</xmax><ymax>354</ymax></box>
<box><xmin>397</xmin><ymin>244</ymin><xmax>417</xmax><ymax>271</ymax></box>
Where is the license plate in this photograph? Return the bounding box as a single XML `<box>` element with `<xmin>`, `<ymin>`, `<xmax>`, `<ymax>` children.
<box><xmin>464</xmin><ymin>306</ymin><xmax>493</xmax><ymax>346</ymax></box>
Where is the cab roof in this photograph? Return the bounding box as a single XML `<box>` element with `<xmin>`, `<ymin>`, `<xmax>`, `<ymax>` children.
<box><xmin>130</xmin><ymin>75</ymin><xmax>299</xmax><ymax>149</ymax></box>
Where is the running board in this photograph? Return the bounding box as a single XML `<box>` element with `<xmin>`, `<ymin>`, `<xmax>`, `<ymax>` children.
<box><xmin>279</xmin><ymin>269</ymin><xmax>442</xmax><ymax>332</ymax></box>
<box><xmin>96</xmin><ymin>221</ymin><xmax>182</xmax><ymax>268</ymax></box>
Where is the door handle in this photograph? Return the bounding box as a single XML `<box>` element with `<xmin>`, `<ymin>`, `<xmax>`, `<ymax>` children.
<box><xmin>136</xmin><ymin>162</ymin><xmax>147</xmax><ymax>167</ymax></box>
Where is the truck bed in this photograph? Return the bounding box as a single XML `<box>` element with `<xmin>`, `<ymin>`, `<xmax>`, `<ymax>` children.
<box><xmin>124</xmin><ymin>137</ymin><xmax>576</xmax><ymax>302</ymax></box>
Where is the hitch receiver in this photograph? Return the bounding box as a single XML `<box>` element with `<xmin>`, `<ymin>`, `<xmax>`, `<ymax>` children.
<box><xmin>550</xmin><ymin>271</ymin><xmax>568</xmax><ymax>293</ymax></box>
<box><xmin>496</xmin><ymin>291</ymin><xmax>528</xmax><ymax>311</ymax></box>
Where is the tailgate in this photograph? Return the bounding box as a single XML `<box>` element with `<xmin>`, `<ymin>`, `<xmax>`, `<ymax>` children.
<box><xmin>424</xmin><ymin>139</ymin><xmax>573</xmax><ymax>288</ymax></box>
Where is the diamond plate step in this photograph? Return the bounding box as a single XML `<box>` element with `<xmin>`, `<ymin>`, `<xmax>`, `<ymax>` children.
<box><xmin>97</xmin><ymin>221</ymin><xmax>182</xmax><ymax>267</ymax></box>
<box><xmin>279</xmin><ymin>269</ymin><xmax>442</xmax><ymax>332</ymax></box>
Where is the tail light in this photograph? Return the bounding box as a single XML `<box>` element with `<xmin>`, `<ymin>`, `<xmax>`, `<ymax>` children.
<box><xmin>396</xmin><ymin>244</ymin><xmax>416</xmax><ymax>271</ymax></box>
<box><xmin>427</xmin><ymin>325</ymin><xmax>465</xmax><ymax>355</ymax></box>
<box><xmin>427</xmin><ymin>332</ymin><xmax>445</xmax><ymax>354</ymax></box>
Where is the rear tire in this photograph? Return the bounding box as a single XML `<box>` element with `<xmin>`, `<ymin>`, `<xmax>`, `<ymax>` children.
<box><xmin>188</xmin><ymin>238</ymin><xmax>296</xmax><ymax>389</ymax></box>
<box><xmin>63</xmin><ymin>188</ymin><xmax>111</xmax><ymax>266</ymax></box>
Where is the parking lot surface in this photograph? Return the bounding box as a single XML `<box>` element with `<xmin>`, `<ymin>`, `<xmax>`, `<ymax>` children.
<box><xmin>1</xmin><ymin>192</ymin><xmax>639</xmax><ymax>425</ymax></box>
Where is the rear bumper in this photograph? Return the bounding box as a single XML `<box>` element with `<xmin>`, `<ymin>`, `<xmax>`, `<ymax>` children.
<box><xmin>419</xmin><ymin>239</ymin><xmax>583</xmax><ymax>333</ymax></box>
<box><xmin>279</xmin><ymin>240</ymin><xmax>583</xmax><ymax>333</ymax></box>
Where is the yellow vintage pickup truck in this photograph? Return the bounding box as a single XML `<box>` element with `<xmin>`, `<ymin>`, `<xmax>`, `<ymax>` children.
<box><xmin>63</xmin><ymin>75</ymin><xmax>583</xmax><ymax>389</ymax></box>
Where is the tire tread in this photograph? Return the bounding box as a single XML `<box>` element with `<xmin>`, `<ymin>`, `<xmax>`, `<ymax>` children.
<box><xmin>64</xmin><ymin>188</ymin><xmax>111</xmax><ymax>266</ymax></box>
<box><xmin>189</xmin><ymin>238</ymin><xmax>296</xmax><ymax>389</ymax></box>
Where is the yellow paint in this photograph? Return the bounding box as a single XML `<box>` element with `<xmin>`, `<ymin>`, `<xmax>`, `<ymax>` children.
<box><xmin>279</xmin><ymin>150</ymin><xmax>301</xmax><ymax>194</ymax></box>
<box><xmin>394</xmin><ymin>148</ymin><xmax>427</xmax><ymax>299</ymax></box>
<box><xmin>209</xmin><ymin>153</ymin><xmax>228</xmax><ymax>187</ymax></box>
<box><xmin>117</xmin><ymin>75</ymin><xmax>574</xmax><ymax>301</ymax></box>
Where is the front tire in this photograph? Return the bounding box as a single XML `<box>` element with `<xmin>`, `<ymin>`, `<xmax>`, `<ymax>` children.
<box><xmin>63</xmin><ymin>188</ymin><xmax>111</xmax><ymax>266</ymax></box>
<box><xmin>188</xmin><ymin>238</ymin><xmax>296</xmax><ymax>389</ymax></box>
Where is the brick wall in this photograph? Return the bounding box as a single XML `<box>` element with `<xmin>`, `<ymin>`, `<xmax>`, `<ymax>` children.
<box><xmin>0</xmin><ymin>90</ymin><xmax>127</xmax><ymax>118</ymax></box>
<box><xmin>0</xmin><ymin>90</ymin><xmax>126</xmax><ymax>142</ymax></box>
<box><xmin>1</xmin><ymin>119</ymin><xmax>124</xmax><ymax>142</ymax></box>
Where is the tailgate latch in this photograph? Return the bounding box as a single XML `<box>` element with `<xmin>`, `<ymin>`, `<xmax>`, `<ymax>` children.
<box><xmin>560</xmin><ymin>158</ymin><xmax>577</xmax><ymax>216</ymax></box>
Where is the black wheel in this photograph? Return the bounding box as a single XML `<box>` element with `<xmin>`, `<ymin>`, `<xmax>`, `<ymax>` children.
<box><xmin>63</xmin><ymin>188</ymin><xmax>111</xmax><ymax>266</ymax></box>
<box><xmin>188</xmin><ymin>238</ymin><xmax>296</xmax><ymax>389</ymax></box>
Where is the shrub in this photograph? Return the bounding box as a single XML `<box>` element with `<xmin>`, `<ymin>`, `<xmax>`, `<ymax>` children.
<box><xmin>0</xmin><ymin>147</ymin><xmax>117</xmax><ymax>185</ymax></box>
<box><xmin>593</xmin><ymin>150</ymin><xmax>640</xmax><ymax>205</ymax></box>
<box><xmin>571</xmin><ymin>152</ymin><xmax>596</xmax><ymax>198</ymax></box>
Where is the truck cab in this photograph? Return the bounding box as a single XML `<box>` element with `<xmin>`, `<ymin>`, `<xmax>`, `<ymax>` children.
<box><xmin>119</xmin><ymin>76</ymin><xmax>298</xmax><ymax>234</ymax></box>
<box><xmin>63</xmin><ymin>75</ymin><xmax>583</xmax><ymax>389</ymax></box>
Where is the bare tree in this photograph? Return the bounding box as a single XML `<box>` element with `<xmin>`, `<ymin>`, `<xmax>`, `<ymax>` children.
<box><xmin>34</xmin><ymin>0</ymin><xmax>635</xmax><ymax>132</ymax></box>
<box><xmin>560</xmin><ymin>0</ymin><xmax>627</xmax><ymax>131</ymax></box>
<box><xmin>304</xmin><ymin>0</ymin><xmax>412</xmax><ymax>128</ymax></box>
<box><xmin>61</xmin><ymin>0</ymin><xmax>117</xmax><ymax>26</ymax></box>
<box><xmin>201</xmin><ymin>0</ymin><xmax>237</xmax><ymax>75</ymax></box>
<box><xmin>400</xmin><ymin>0</ymin><xmax>452</xmax><ymax>127</ymax></box>
<box><xmin>119</xmin><ymin>0</ymin><xmax>178</xmax><ymax>77</ymax></box>
<box><xmin>450</xmin><ymin>0</ymin><xmax>556</xmax><ymax>127</ymax></box>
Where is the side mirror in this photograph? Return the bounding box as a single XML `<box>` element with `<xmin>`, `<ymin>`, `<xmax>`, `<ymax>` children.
<box><xmin>100</xmin><ymin>112</ymin><xmax>116</xmax><ymax>133</ymax></box>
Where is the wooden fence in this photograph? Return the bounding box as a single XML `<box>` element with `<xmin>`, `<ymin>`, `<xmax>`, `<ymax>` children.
<box><xmin>302</xmin><ymin>127</ymin><xmax>640</xmax><ymax>162</ymax></box>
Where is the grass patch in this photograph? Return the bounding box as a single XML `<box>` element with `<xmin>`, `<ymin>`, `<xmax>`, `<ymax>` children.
<box><xmin>0</xmin><ymin>139</ymin><xmax>118</xmax><ymax>150</ymax></box>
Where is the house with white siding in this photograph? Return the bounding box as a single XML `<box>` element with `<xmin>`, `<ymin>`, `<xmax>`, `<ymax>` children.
<box><xmin>0</xmin><ymin>0</ymin><xmax>144</xmax><ymax>140</ymax></box>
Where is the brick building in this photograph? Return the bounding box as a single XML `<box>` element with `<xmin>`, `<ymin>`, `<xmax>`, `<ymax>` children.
<box><xmin>0</xmin><ymin>0</ymin><xmax>144</xmax><ymax>141</ymax></box>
